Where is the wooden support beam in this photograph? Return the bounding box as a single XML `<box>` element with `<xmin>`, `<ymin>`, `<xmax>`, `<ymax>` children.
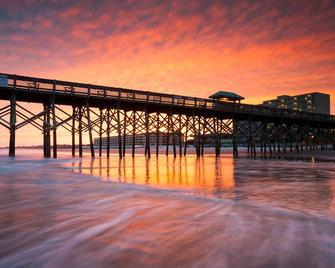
<box><xmin>201</xmin><ymin>117</ymin><xmax>206</xmax><ymax>156</ymax></box>
<box><xmin>0</xmin><ymin>104</ymin><xmax>11</xmax><ymax>114</ymax></box>
<box><xmin>166</xmin><ymin>113</ymin><xmax>170</xmax><ymax>156</ymax></box>
<box><xmin>215</xmin><ymin>117</ymin><xmax>219</xmax><ymax>157</ymax></box>
<box><xmin>179</xmin><ymin>114</ymin><xmax>182</xmax><ymax>157</ymax></box>
<box><xmin>53</xmin><ymin>115</ymin><xmax>72</xmax><ymax>132</ymax></box>
<box><xmin>218</xmin><ymin>118</ymin><xmax>222</xmax><ymax>156</ymax></box>
<box><xmin>145</xmin><ymin>106</ymin><xmax>150</xmax><ymax>158</ymax></box>
<box><xmin>71</xmin><ymin>106</ymin><xmax>76</xmax><ymax>157</ymax></box>
<box><xmin>46</xmin><ymin>104</ymin><xmax>51</xmax><ymax>158</ymax></box>
<box><xmin>78</xmin><ymin>106</ymin><xmax>83</xmax><ymax>157</ymax></box>
<box><xmin>15</xmin><ymin>109</ymin><xmax>46</xmax><ymax>130</ymax></box>
<box><xmin>172</xmin><ymin>115</ymin><xmax>176</xmax><ymax>158</ymax></box>
<box><xmin>107</xmin><ymin>108</ymin><xmax>110</xmax><ymax>158</ymax></box>
<box><xmin>43</xmin><ymin>102</ymin><xmax>51</xmax><ymax>158</ymax></box>
<box><xmin>252</xmin><ymin>138</ymin><xmax>256</xmax><ymax>157</ymax></box>
<box><xmin>0</xmin><ymin>121</ymin><xmax>9</xmax><ymax>130</ymax></box>
<box><xmin>247</xmin><ymin>118</ymin><xmax>251</xmax><ymax>156</ymax></box>
<box><xmin>51</xmin><ymin>98</ymin><xmax>57</xmax><ymax>158</ymax></box>
<box><xmin>184</xmin><ymin>116</ymin><xmax>189</xmax><ymax>156</ymax></box>
<box><xmin>15</xmin><ymin>111</ymin><xmax>43</xmax><ymax>131</ymax></box>
<box><xmin>43</xmin><ymin>108</ymin><xmax>46</xmax><ymax>157</ymax></box>
<box><xmin>194</xmin><ymin>115</ymin><xmax>200</xmax><ymax>157</ymax></box>
<box><xmin>0</xmin><ymin>110</ymin><xmax>11</xmax><ymax>119</ymax></box>
<box><xmin>197</xmin><ymin>117</ymin><xmax>201</xmax><ymax>157</ymax></box>
<box><xmin>263</xmin><ymin>122</ymin><xmax>268</xmax><ymax>156</ymax></box>
<box><xmin>156</xmin><ymin>113</ymin><xmax>160</xmax><ymax>157</ymax></box>
<box><xmin>117</xmin><ymin>105</ymin><xmax>122</xmax><ymax>158</ymax></box>
<box><xmin>232</xmin><ymin>119</ymin><xmax>238</xmax><ymax>158</ymax></box>
<box><xmin>99</xmin><ymin>108</ymin><xmax>103</xmax><ymax>157</ymax></box>
<box><xmin>268</xmin><ymin>125</ymin><xmax>273</xmax><ymax>156</ymax></box>
<box><xmin>86</xmin><ymin>103</ymin><xmax>95</xmax><ymax>158</ymax></box>
<box><xmin>9</xmin><ymin>92</ymin><xmax>16</xmax><ymax>157</ymax></box>
<box><xmin>290</xmin><ymin>125</ymin><xmax>293</xmax><ymax>152</ymax></box>
<box><xmin>132</xmin><ymin>110</ymin><xmax>136</xmax><ymax>157</ymax></box>
<box><xmin>123</xmin><ymin>111</ymin><xmax>127</xmax><ymax>157</ymax></box>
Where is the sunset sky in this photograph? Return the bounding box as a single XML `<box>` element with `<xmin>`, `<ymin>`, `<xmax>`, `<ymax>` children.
<box><xmin>0</xmin><ymin>0</ymin><xmax>335</xmax><ymax>146</ymax></box>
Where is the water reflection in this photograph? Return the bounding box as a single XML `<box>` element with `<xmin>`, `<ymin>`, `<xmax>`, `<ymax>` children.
<box><xmin>71</xmin><ymin>155</ymin><xmax>335</xmax><ymax>217</ymax></box>
<box><xmin>72</xmin><ymin>155</ymin><xmax>235</xmax><ymax>193</ymax></box>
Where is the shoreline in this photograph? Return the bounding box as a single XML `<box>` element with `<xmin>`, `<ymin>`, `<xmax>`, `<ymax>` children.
<box><xmin>1</xmin><ymin>146</ymin><xmax>335</xmax><ymax>160</ymax></box>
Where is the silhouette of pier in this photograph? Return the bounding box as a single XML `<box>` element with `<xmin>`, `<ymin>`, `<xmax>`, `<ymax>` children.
<box><xmin>0</xmin><ymin>73</ymin><xmax>334</xmax><ymax>158</ymax></box>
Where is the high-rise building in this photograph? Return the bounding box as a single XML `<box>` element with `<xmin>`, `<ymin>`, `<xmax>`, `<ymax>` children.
<box><xmin>262</xmin><ymin>92</ymin><xmax>330</xmax><ymax>114</ymax></box>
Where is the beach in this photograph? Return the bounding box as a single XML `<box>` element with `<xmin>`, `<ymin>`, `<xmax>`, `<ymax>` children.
<box><xmin>1</xmin><ymin>150</ymin><xmax>335</xmax><ymax>267</ymax></box>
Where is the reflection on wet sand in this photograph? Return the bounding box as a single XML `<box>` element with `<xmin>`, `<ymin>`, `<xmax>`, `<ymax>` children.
<box><xmin>71</xmin><ymin>154</ymin><xmax>335</xmax><ymax>217</ymax></box>
<box><xmin>73</xmin><ymin>155</ymin><xmax>235</xmax><ymax>192</ymax></box>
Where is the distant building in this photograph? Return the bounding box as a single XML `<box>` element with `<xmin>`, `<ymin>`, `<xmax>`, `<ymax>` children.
<box><xmin>262</xmin><ymin>92</ymin><xmax>330</xmax><ymax>114</ymax></box>
<box><xmin>189</xmin><ymin>134</ymin><xmax>233</xmax><ymax>147</ymax></box>
<box><xmin>94</xmin><ymin>132</ymin><xmax>184</xmax><ymax>148</ymax></box>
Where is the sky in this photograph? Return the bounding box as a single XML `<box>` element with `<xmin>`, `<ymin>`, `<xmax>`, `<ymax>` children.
<box><xmin>0</xmin><ymin>0</ymin><xmax>335</xmax><ymax>146</ymax></box>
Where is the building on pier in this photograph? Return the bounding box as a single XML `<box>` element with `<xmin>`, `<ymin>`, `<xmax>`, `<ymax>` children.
<box><xmin>209</xmin><ymin>91</ymin><xmax>245</xmax><ymax>104</ymax></box>
<box><xmin>262</xmin><ymin>92</ymin><xmax>330</xmax><ymax>114</ymax></box>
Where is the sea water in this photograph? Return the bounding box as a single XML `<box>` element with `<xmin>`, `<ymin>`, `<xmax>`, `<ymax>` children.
<box><xmin>0</xmin><ymin>150</ymin><xmax>335</xmax><ymax>267</ymax></box>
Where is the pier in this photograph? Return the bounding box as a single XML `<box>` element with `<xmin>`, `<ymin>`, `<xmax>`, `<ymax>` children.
<box><xmin>0</xmin><ymin>73</ymin><xmax>334</xmax><ymax>158</ymax></box>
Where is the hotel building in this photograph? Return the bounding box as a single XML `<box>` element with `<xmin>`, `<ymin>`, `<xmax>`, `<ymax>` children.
<box><xmin>262</xmin><ymin>92</ymin><xmax>330</xmax><ymax>114</ymax></box>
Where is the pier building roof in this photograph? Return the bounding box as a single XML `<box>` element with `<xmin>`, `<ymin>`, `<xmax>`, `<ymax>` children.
<box><xmin>209</xmin><ymin>91</ymin><xmax>245</xmax><ymax>102</ymax></box>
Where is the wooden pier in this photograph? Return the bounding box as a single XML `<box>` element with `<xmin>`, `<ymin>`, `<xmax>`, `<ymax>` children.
<box><xmin>0</xmin><ymin>73</ymin><xmax>334</xmax><ymax>158</ymax></box>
